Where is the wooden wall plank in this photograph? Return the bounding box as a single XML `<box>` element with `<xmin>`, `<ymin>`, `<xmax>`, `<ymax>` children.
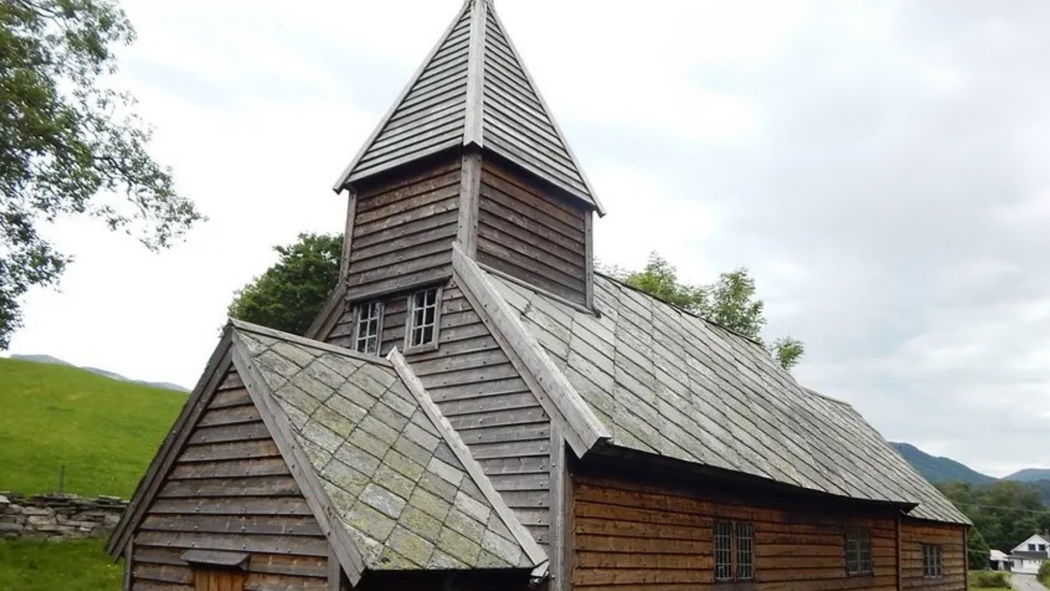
<box><xmin>571</xmin><ymin>473</ymin><xmax>935</xmax><ymax>591</ymax></box>
<box><xmin>477</xmin><ymin>158</ymin><xmax>587</xmax><ymax>305</ymax></box>
<box><xmin>129</xmin><ymin>369</ymin><xmax>329</xmax><ymax>591</ymax></box>
<box><xmin>346</xmin><ymin>158</ymin><xmax>461</xmax><ymax>299</ymax></box>
<box><xmin>404</xmin><ymin>283</ymin><xmax>553</xmax><ymax>548</ymax></box>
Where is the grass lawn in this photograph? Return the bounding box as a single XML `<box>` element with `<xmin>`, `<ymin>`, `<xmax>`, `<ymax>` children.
<box><xmin>0</xmin><ymin>538</ymin><xmax>122</xmax><ymax>591</ymax></box>
<box><xmin>0</xmin><ymin>358</ymin><xmax>186</xmax><ymax>498</ymax></box>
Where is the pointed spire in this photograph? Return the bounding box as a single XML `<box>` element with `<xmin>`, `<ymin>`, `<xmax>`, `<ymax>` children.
<box><xmin>333</xmin><ymin>0</ymin><xmax>603</xmax><ymax>215</ymax></box>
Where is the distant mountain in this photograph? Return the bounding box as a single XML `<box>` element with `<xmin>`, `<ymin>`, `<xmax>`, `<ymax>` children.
<box><xmin>890</xmin><ymin>442</ymin><xmax>997</xmax><ymax>484</ymax></box>
<box><xmin>1005</xmin><ymin>469</ymin><xmax>1050</xmax><ymax>482</ymax></box>
<box><xmin>9</xmin><ymin>354</ymin><xmax>189</xmax><ymax>392</ymax></box>
<box><xmin>9</xmin><ymin>354</ymin><xmax>72</xmax><ymax>366</ymax></box>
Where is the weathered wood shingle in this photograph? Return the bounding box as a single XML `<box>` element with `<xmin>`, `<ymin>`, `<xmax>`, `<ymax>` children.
<box><xmin>476</xmin><ymin>267</ymin><xmax>970</xmax><ymax>525</ymax></box>
<box><xmin>233</xmin><ymin>321</ymin><xmax>538</xmax><ymax>571</ymax></box>
<box><xmin>334</xmin><ymin>0</ymin><xmax>602</xmax><ymax>214</ymax></box>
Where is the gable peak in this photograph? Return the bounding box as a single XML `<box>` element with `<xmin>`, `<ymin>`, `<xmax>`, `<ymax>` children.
<box><xmin>333</xmin><ymin>0</ymin><xmax>604</xmax><ymax>214</ymax></box>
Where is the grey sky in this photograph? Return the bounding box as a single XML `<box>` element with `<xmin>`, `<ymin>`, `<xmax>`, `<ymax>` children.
<box><xmin>7</xmin><ymin>0</ymin><xmax>1049</xmax><ymax>477</ymax></box>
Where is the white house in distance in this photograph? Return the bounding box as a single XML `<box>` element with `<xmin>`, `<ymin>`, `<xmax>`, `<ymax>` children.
<box><xmin>1010</xmin><ymin>534</ymin><xmax>1050</xmax><ymax>574</ymax></box>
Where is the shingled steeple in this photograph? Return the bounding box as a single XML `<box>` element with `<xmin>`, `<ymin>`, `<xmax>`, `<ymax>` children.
<box><xmin>333</xmin><ymin>0</ymin><xmax>602</xmax><ymax>213</ymax></box>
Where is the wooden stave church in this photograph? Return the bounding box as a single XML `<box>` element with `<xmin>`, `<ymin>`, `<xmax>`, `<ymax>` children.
<box><xmin>108</xmin><ymin>1</ymin><xmax>972</xmax><ymax>591</ymax></box>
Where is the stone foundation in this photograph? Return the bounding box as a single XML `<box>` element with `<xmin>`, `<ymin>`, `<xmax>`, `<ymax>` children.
<box><xmin>0</xmin><ymin>493</ymin><xmax>127</xmax><ymax>539</ymax></box>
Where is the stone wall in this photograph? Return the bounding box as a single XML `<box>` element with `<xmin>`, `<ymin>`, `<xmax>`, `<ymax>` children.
<box><xmin>0</xmin><ymin>493</ymin><xmax>127</xmax><ymax>539</ymax></box>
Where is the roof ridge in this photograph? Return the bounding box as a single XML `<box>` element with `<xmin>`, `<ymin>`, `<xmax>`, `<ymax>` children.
<box><xmin>387</xmin><ymin>347</ymin><xmax>548</xmax><ymax>570</ymax></box>
<box><xmin>228</xmin><ymin>318</ymin><xmax>393</xmax><ymax>367</ymax></box>
<box><xmin>451</xmin><ymin>244</ymin><xmax>610</xmax><ymax>457</ymax></box>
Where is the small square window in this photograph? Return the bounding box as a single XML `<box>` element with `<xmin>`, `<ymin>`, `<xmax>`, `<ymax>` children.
<box><xmin>354</xmin><ymin>300</ymin><xmax>383</xmax><ymax>355</ymax></box>
<box><xmin>922</xmin><ymin>544</ymin><xmax>943</xmax><ymax>578</ymax></box>
<box><xmin>714</xmin><ymin>520</ymin><xmax>755</xmax><ymax>583</ymax></box>
<box><xmin>406</xmin><ymin>287</ymin><xmax>441</xmax><ymax>350</ymax></box>
<box><xmin>846</xmin><ymin>527</ymin><xmax>872</xmax><ymax>576</ymax></box>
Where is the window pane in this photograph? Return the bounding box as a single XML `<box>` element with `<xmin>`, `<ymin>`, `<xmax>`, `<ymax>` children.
<box><xmin>714</xmin><ymin>521</ymin><xmax>732</xmax><ymax>581</ymax></box>
<box><xmin>355</xmin><ymin>301</ymin><xmax>382</xmax><ymax>354</ymax></box>
<box><xmin>847</xmin><ymin>528</ymin><xmax>871</xmax><ymax>575</ymax></box>
<box><xmin>408</xmin><ymin>288</ymin><xmax>439</xmax><ymax>347</ymax></box>
<box><xmin>736</xmin><ymin>522</ymin><xmax>754</xmax><ymax>580</ymax></box>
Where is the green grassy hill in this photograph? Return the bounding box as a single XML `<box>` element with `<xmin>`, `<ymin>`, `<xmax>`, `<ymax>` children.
<box><xmin>0</xmin><ymin>358</ymin><xmax>186</xmax><ymax>498</ymax></box>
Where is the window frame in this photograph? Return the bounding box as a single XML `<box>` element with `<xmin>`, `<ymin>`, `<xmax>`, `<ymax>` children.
<box><xmin>714</xmin><ymin>519</ymin><xmax>756</xmax><ymax>584</ymax></box>
<box><xmin>845</xmin><ymin>527</ymin><xmax>873</xmax><ymax>576</ymax></box>
<box><xmin>922</xmin><ymin>544</ymin><xmax>943</xmax><ymax>578</ymax></box>
<box><xmin>352</xmin><ymin>300</ymin><xmax>384</xmax><ymax>356</ymax></box>
<box><xmin>404</xmin><ymin>286</ymin><xmax>442</xmax><ymax>353</ymax></box>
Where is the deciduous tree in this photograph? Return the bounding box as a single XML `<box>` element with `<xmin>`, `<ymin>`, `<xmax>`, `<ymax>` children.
<box><xmin>602</xmin><ymin>252</ymin><xmax>805</xmax><ymax>370</ymax></box>
<box><xmin>0</xmin><ymin>0</ymin><xmax>202</xmax><ymax>348</ymax></box>
<box><xmin>227</xmin><ymin>233</ymin><xmax>342</xmax><ymax>335</ymax></box>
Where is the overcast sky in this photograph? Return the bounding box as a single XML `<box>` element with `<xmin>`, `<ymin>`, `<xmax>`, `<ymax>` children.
<box><xmin>7</xmin><ymin>0</ymin><xmax>1049</xmax><ymax>477</ymax></box>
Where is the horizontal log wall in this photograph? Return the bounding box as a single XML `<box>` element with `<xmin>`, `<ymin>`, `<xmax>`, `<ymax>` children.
<box><xmin>131</xmin><ymin>368</ymin><xmax>328</xmax><ymax>591</ymax></box>
<box><xmin>347</xmin><ymin>158</ymin><xmax>462</xmax><ymax>299</ymax></box>
<box><xmin>406</xmin><ymin>282</ymin><xmax>552</xmax><ymax>547</ymax></box>
<box><xmin>477</xmin><ymin>159</ymin><xmax>588</xmax><ymax>305</ymax></box>
<box><xmin>900</xmin><ymin>520</ymin><xmax>966</xmax><ymax>591</ymax></box>
<box><xmin>572</xmin><ymin>474</ymin><xmax>901</xmax><ymax>591</ymax></box>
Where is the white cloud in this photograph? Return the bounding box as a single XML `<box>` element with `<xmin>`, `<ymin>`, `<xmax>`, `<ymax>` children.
<box><xmin>8</xmin><ymin>0</ymin><xmax>1050</xmax><ymax>476</ymax></box>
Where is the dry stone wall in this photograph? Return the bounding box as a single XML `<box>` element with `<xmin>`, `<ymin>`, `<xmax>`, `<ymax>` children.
<box><xmin>0</xmin><ymin>493</ymin><xmax>126</xmax><ymax>539</ymax></box>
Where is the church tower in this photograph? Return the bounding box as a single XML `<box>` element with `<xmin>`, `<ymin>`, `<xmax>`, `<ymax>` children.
<box><xmin>328</xmin><ymin>0</ymin><xmax>602</xmax><ymax>340</ymax></box>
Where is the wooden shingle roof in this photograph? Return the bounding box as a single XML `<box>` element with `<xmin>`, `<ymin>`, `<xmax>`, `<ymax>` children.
<box><xmin>333</xmin><ymin>0</ymin><xmax>602</xmax><ymax>214</ymax></box>
<box><xmin>109</xmin><ymin>320</ymin><xmax>544</xmax><ymax>582</ymax></box>
<box><xmin>233</xmin><ymin>323</ymin><xmax>543</xmax><ymax>573</ymax></box>
<box><xmin>449</xmin><ymin>247</ymin><xmax>970</xmax><ymax>525</ymax></box>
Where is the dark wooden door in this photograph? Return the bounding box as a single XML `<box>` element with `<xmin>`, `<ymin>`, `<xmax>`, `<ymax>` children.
<box><xmin>193</xmin><ymin>569</ymin><xmax>245</xmax><ymax>591</ymax></box>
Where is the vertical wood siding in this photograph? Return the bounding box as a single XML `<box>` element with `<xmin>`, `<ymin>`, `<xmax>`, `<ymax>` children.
<box><xmin>900</xmin><ymin>520</ymin><xmax>966</xmax><ymax>591</ymax></box>
<box><xmin>406</xmin><ymin>282</ymin><xmax>553</xmax><ymax>546</ymax></box>
<box><xmin>130</xmin><ymin>368</ymin><xmax>329</xmax><ymax>591</ymax></box>
<box><xmin>477</xmin><ymin>159</ymin><xmax>588</xmax><ymax>305</ymax></box>
<box><xmin>347</xmin><ymin>159</ymin><xmax>462</xmax><ymax>299</ymax></box>
<box><xmin>572</xmin><ymin>474</ymin><xmax>904</xmax><ymax>591</ymax></box>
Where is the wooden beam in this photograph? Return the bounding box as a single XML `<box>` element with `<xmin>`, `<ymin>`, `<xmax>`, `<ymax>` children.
<box><xmin>456</xmin><ymin>151</ymin><xmax>483</xmax><ymax>257</ymax></box>
<box><xmin>549</xmin><ymin>430</ymin><xmax>574</xmax><ymax>591</ymax></box>
<box><xmin>340</xmin><ymin>191</ymin><xmax>358</xmax><ymax>279</ymax></box>
<box><xmin>451</xmin><ymin>243</ymin><xmax>608</xmax><ymax>458</ymax></box>
<box><xmin>230</xmin><ymin>335</ymin><xmax>366</xmax><ymax>586</ymax></box>
<box><xmin>329</xmin><ymin>547</ymin><xmax>342</xmax><ymax>591</ymax></box>
<box><xmin>463</xmin><ymin>0</ymin><xmax>486</xmax><ymax>147</ymax></box>
<box><xmin>122</xmin><ymin>539</ymin><xmax>132</xmax><ymax>591</ymax></box>
<box><xmin>388</xmin><ymin>348</ymin><xmax>548</xmax><ymax>567</ymax></box>
<box><xmin>584</xmin><ymin>211</ymin><xmax>595</xmax><ymax>312</ymax></box>
<box><xmin>896</xmin><ymin>513</ymin><xmax>903</xmax><ymax>591</ymax></box>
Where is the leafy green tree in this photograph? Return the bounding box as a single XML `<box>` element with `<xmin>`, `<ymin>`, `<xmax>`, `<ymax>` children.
<box><xmin>602</xmin><ymin>252</ymin><xmax>805</xmax><ymax>370</ymax></box>
<box><xmin>967</xmin><ymin>527</ymin><xmax>991</xmax><ymax>570</ymax></box>
<box><xmin>228</xmin><ymin>233</ymin><xmax>342</xmax><ymax>335</ymax></box>
<box><xmin>1</xmin><ymin>0</ymin><xmax>202</xmax><ymax>348</ymax></box>
<box><xmin>937</xmin><ymin>480</ymin><xmax>1050</xmax><ymax>553</ymax></box>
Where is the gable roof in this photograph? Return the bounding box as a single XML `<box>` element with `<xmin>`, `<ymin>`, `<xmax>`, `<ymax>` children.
<box><xmin>332</xmin><ymin>0</ymin><xmax>602</xmax><ymax>214</ymax></box>
<box><xmin>450</xmin><ymin>248</ymin><xmax>970</xmax><ymax>525</ymax></box>
<box><xmin>1012</xmin><ymin>534</ymin><xmax>1050</xmax><ymax>553</ymax></box>
<box><xmin>109</xmin><ymin>320</ymin><xmax>542</xmax><ymax>582</ymax></box>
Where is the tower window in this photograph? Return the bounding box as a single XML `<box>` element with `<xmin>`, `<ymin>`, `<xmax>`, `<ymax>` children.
<box><xmin>406</xmin><ymin>287</ymin><xmax>441</xmax><ymax>350</ymax></box>
<box><xmin>354</xmin><ymin>301</ymin><xmax>383</xmax><ymax>355</ymax></box>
